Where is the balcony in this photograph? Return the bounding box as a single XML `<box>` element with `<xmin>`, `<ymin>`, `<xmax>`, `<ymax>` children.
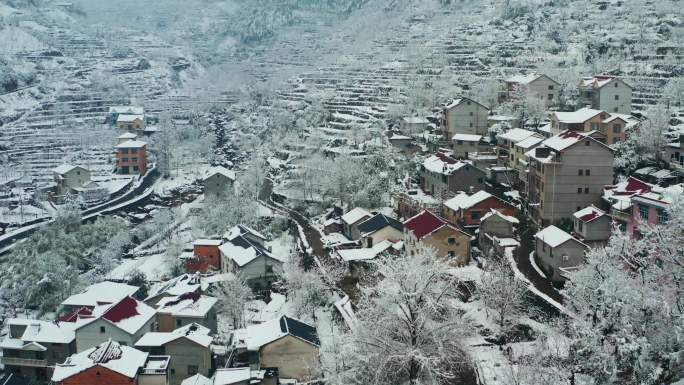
<box><xmin>0</xmin><ymin>356</ymin><xmax>48</xmax><ymax>367</ymax></box>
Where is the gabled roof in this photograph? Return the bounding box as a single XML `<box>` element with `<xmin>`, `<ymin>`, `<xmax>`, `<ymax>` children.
<box><xmin>0</xmin><ymin>319</ymin><xmax>76</xmax><ymax>347</ymax></box>
<box><xmin>194</xmin><ymin>239</ymin><xmax>223</xmax><ymax>246</ymax></box>
<box><xmin>444</xmin><ymin>97</ymin><xmax>488</xmax><ymax>111</ymax></box>
<box><xmin>337</xmin><ymin>240</ymin><xmax>403</xmax><ymax>262</ymax></box>
<box><xmin>109</xmin><ymin>106</ymin><xmax>144</xmax><ymax>115</ymax></box>
<box><xmin>573</xmin><ymin>206</ymin><xmax>607</xmax><ymax>223</ymax></box>
<box><xmin>481</xmin><ymin>209</ymin><xmax>519</xmax><ymax>224</ymax></box>
<box><xmin>357</xmin><ymin>213</ymin><xmax>403</xmax><ymax>235</ymax></box>
<box><xmin>62</xmin><ymin>281</ymin><xmax>139</xmax><ymax>308</ymax></box>
<box><xmin>497</xmin><ymin>128</ymin><xmax>537</xmax><ymax>143</ymax></box>
<box><xmin>231</xmin><ymin>315</ymin><xmax>319</xmax><ymax>351</ymax></box>
<box><xmin>51</xmin><ymin>340</ymin><xmax>148</xmax><ymax>382</ymax></box>
<box><xmin>422</xmin><ymin>153</ymin><xmax>471</xmax><ymax>175</ymax></box>
<box><xmin>203</xmin><ymin>166</ymin><xmax>236</xmax><ymax>182</ymax></box>
<box><xmin>181</xmin><ymin>374</ymin><xmax>213</xmax><ymax>385</ymax></box>
<box><xmin>514</xmin><ymin>135</ymin><xmax>545</xmax><ymax>149</ymax></box>
<box><xmin>444</xmin><ymin>191</ymin><xmax>494</xmax><ymax>212</ymax></box>
<box><xmin>224</xmin><ymin>225</ymin><xmax>267</xmax><ymax>242</ymax></box>
<box><xmin>116</xmin><ymin>114</ymin><xmax>144</xmax><ymax>123</ymax></box>
<box><xmin>115</xmin><ymin>140</ymin><xmax>147</xmax><ymax>149</ymax></box>
<box><xmin>156</xmin><ymin>292</ymin><xmax>218</xmax><ymax>318</ymax></box>
<box><xmin>219</xmin><ymin>231</ymin><xmax>284</xmax><ymax>267</ymax></box>
<box><xmin>341</xmin><ymin>207</ymin><xmax>372</xmax><ymax>225</ymax></box>
<box><xmin>402</xmin><ymin>116</ymin><xmax>429</xmax><ymax>124</ymax></box>
<box><xmin>135</xmin><ymin>323</ymin><xmax>213</xmax><ymax>348</ymax></box>
<box><xmin>145</xmin><ymin>273</ymin><xmax>202</xmax><ymax>302</ymax></box>
<box><xmin>506</xmin><ymin>73</ymin><xmax>559</xmax><ymax>85</ymax></box>
<box><xmin>580</xmin><ymin>75</ymin><xmax>632</xmax><ymax>90</ymax></box>
<box><xmin>403</xmin><ymin>210</ymin><xmax>466</xmax><ymax>240</ymax></box>
<box><xmin>542</xmin><ymin>130</ymin><xmax>612</xmax><ymax>152</ymax></box>
<box><xmin>64</xmin><ymin>296</ymin><xmax>156</xmax><ymax>335</ymax></box>
<box><xmin>117</xmin><ymin>132</ymin><xmax>138</xmax><ymax>140</ymax></box>
<box><xmin>213</xmin><ymin>368</ymin><xmax>251</xmax><ymax>385</ymax></box>
<box><xmin>535</xmin><ymin>225</ymin><xmax>587</xmax><ymax>248</ymax></box>
<box><xmin>452</xmin><ymin>133</ymin><xmax>482</xmax><ymax>142</ymax></box>
<box><xmin>552</xmin><ymin>107</ymin><xmax>603</xmax><ymax>124</ymax></box>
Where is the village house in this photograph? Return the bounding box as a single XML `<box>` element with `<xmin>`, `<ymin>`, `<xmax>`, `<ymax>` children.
<box><xmin>340</xmin><ymin>207</ymin><xmax>372</xmax><ymax>240</ymax></box>
<box><xmin>394</xmin><ymin>190</ymin><xmax>441</xmax><ymax>220</ymax></box>
<box><xmin>117</xmin><ymin>114</ymin><xmax>146</xmax><ymax>130</ymax></box>
<box><xmin>337</xmin><ymin>240</ymin><xmax>403</xmax><ymax>277</ymax></box>
<box><xmin>505</xmin><ymin>73</ymin><xmax>560</xmax><ymax>107</ymax></box>
<box><xmin>496</xmin><ymin>128</ymin><xmax>538</xmax><ymax>168</ymax></box>
<box><xmin>534</xmin><ymin>225</ymin><xmax>588</xmax><ymax>283</ymax></box>
<box><xmin>633</xmin><ymin>166</ymin><xmax>679</xmax><ymax>186</ymax></box>
<box><xmin>229</xmin><ymin>316</ymin><xmax>320</xmax><ymax>381</ymax></box>
<box><xmin>602</xmin><ymin>176</ymin><xmax>654</xmax><ymax>230</ymax></box>
<box><xmin>512</xmin><ymin>135</ymin><xmax>545</xmax><ymax>192</ymax></box>
<box><xmin>440</xmin><ymin>97</ymin><xmax>490</xmax><ymax>138</ymax></box>
<box><xmin>51</xmin><ymin>340</ymin><xmax>169</xmax><ymax>385</ymax></box>
<box><xmin>135</xmin><ymin>323</ymin><xmax>214</xmax><ymax>385</ymax></box>
<box><xmin>203</xmin><ymin>167</ymin><xmax>236</xmax><ymax>197</ymax></box>
<box><xmin>53</xmin><ymin>164</ymin><xmax>91</xmax><ymax>196</ymax></box>
<box><xmin>420</xmin><ymin>153</ymin><xmax>486</xmax><ymax>198</ymax></box>
<box><xmin>572</xmin><ymin>205</ymin><xmax>611</xmax><ymax>244</ymax></box>
<box><xmin>356</xmin><ymin>213</ymin><xmax>403</xmax><ymax>248</ymax></box>
<box><xmin>388</xmin><ymin>133</ymin><xmax>414</xmax><ymax>151</ymax></box>
<box><xmin>144</xmin><ymin>273</ymin><xmax>203</xmax><ymax>307</ymax></box>
<box><xmin>0</xmin><ymin>319</ymin><xmax>77</xmax><ymax>383</ymax></box>
<box><xmin>478</xmin><ymin>209</ymin><xmax>520</xmax><ymax>257</ymax></box>
<box><xmin>403</xmin><ymin>210</ymin><xmax>471</xmax><ymax>266</ymax></box>
<box><xmin>443</xmin><ymin>190</ymin><xmax>516</xmax><ymax>229</ymax></box>
<box><xmin>60</xmin><ymin>281</ymin><xmax>140</xmax><ymax>314</ymax></box>
<box><xmin>212</xmin><ymin>367</ymin><xmax>279</xmax><ymax>385</ymax></box>
<box><xmin>578</xmin><ymin>75</ymin><xmax>632</xmax><ymax>114</ymax></box>
<box><xmin>186</xmin><ymin>239</ymin><xmax>223</xmax><ymax>273</ymax></box>
<box><xmin>115</xmin><ymin>140</ymin><xmax>148</xmax><ymax>175</ymax></box>
<box><xmin>627</xmin><ymin>183</ymin><xmax>683</xmax><ymax>239</ymax></box>
<box><xmin>663</xmin><ymin>135</ymin><xmax>684</xmax><ymax>175</ymax></box>
<box><xmin>400</xmin><ymin>116</ymin><xmax>430</xmax><ymax>134</ymax></box>
<box><xmin>59</xmin><ymin>296</ymin><xmax>157</xmax><ymax>353</ymax></box>
<box><xmin>219</xmin><ymin>225</ymin><xmax>284</xmax><ymax>288</ymax></box>
<box><xmin>550</xmin><ymin>107</ymin><xmax>636</xmax><ymax>145</ymax></box>
<box><xmin>525</xmin><ymin>130</ymin><xmax>615</xmax><ymax>225</ymax></box>
<box><xmin>155</xmin><ymin>292</ymin><xmax>218</xmax><ymax>334</ymax></box>
<box><xmin>451</xmin><ymin>134</ymin><xmax>492</xmax><ymax>158</ymax></box>
<box><xmin>109</xmin><ymin>106</ymin><xmax>144</xmax><ymax>125</ymax></box>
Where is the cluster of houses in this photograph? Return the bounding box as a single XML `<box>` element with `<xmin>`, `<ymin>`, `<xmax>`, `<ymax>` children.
<box><xmin>1</xmin><ymin>271</ymin><xmax>321</xmax><ymax>385</ymax></box>
<box><xmin>385</xmin><ymin>73</ymin><xmax>682</xmax><ymax>283</ymax></box>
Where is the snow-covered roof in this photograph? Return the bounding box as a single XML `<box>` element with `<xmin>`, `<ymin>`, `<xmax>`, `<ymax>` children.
<box><xmin>497</xmin><ymin>128</ymin><xmax>537</xmax><ymax>143</ymax></box>
<box><xmin>244</xmin><ymin>292</ymin><xmax>286</xmax><ymax>325</ymax></box>
<box><xmin>51</xmin><ymin>340</ymin><xmax>148</xmax><ymax>382</ymax></box>
<box><xmin>389</xmin><ymin>133</ymin><xmax>412</xmax><ymax>140</ymax></box>
<box><xmin>573</xmin><ymin>206</ymin><xmax>606</xmax><ymax>223</ymax></box>
<box><xmin>580</xmin><ymin>75</ymin><xmax>631</xmax><ymax>90</ymax></box>
<box><xmin>231</xmin><ymin>315</ymin><xmax>319</xmax><ymax>351</ymax></box>
<box><xmin>157</xmin><ymin>293</ymin><xmax>218</xmax><ymax>318</ymax></box>
<box><xmin>632</xmin><ymin>183</ymin><xmax>684</xmax><ymax>208</ymax></box>
<box><xmin>115</xmin><ymin>140</ymin><xmax>147</xmax><ymax>149</ymax></box>
<box><xmin>181</xmin><ymin>374</ymin><xmax>213</xmax><ymax>385</ymax></box>
<box><xmin>109</xmin><ymin>106</ymin><xmax>144</xmax><ymax>115</ymax></box>
<box><xmin>341</xmin><ymin>207</ymin><xmax>372</xmax><ymax>225</ymax></box>
<box><xmin>203</xmin><ymin>166</ymin><xmax>236</xmax><ymax>181</ymax></box>
<box><xmin>219</xmin><ymin>234</ymin><xmax>284</xmax><ymax>267</ymax></box>
<box><xmin>514</xmin><ymin>135</ymin><xmax>545</xmax><ymax>149</ymax></box>
<box><xmin>117</xmin><ymin>132</ymin><xmax>138</xmax><ymax>139</ymax></box>
<box><xmin>337</xmin><ymin>240</ymin><xmax>402</xmax><ymax>262</ymax></box>
<box><xmin>194</xmin><ymin>239</ymin><xmax>223</xmax><ymax>246</ymax></box>
<box><xmin>62</xmin><ymin>281</ymin><xmax>139</xmax><ymax>308</ymax></box>
<box><xmin>116</xmin><ymin>114</ymin><xmax>144</xmax><ymax>123</ymax></box>
<box><xmin>452</xmin><ymin>133</ymin><xmax>483</xmax><ymax>142</ymax></box>
<box><xmin>62</xmin><ymin>296</ymin><xmax>156</xmax><ymax>335</ymax></box>
<box><xmin>444</xmin><ymin>191</ymin><xmax>493</xmax><ymax>212</ymax></box>
<box><xmin>224</xmin><ymin>225</ymin><xmax>267</xmax><ymax>242</ymax></box>
<box><xmin>53</xmin><ymin>164</ymin><xmax>86</xmax><ymax>175</ymax></box>
<box><xmin>422</xmin><ymin>153</ymin><xmax>469</xmax><ymax>175</ymax></box>
<box><xmin>402</xmin><ymin>117</ymin><xmax>429</xmax><ymax>124</ymax></box>
<box><xmin>444</xmin><ymin>97</ymin><xmax>487</xmax><ymax>110</ymax></box>
<box><xmin>135</xmin><ymin>323</ymin><xmax>213</xmax><ymax>348</ymax></box>
<box><xmin>506</xmin><ymin>73</ymin><xmax>556</xmax><ymax>85</ymax></box>
<box><xmin>535</xmin><ymin>226</ymin><xmax>585</xmax><ymax>248</ymax></box>
<box><xmin>542</xmin><ymin>130</ymin><xmax>608</xmax><ymax>152</ymax></box>
<box><xmin>214</xmin><ymin>368</ymin><xmax>251</xmax><ymax>385</ymax></box>
<box><xmin>0</xmin><ymin>319</ymin><xmax>76</xmax><ymax>347</ymax></box>
<box><xmin>553</xmin><ymin>108</ymin><xmax>603</xmax><ymax>124</ymax></box>
<box><xmin>481</xmin><ymin>209</ymin><xmax>519</xmax><ymax>224</ymax></box>
<box><xmin>146</xmin><ymin>273</ymin><xmax>202</xmax><ymax>301</ymax></box>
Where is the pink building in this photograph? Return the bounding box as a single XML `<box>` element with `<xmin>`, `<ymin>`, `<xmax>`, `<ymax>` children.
<box><xmin>627</xmin><ymin>184</ymin><xmax>682</xmax><ymax>238</ymax></box>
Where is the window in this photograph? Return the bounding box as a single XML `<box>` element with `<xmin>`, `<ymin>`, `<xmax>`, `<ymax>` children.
<box><xmin>614</xmin><ymin>95</ymin><xmax>619</xmax><ymax>100</ymax></box>
<box><xmin>578</xmin><ymin>169</ymin><xmax>583</xmax><ymax>176</ymax></box>
<box><xmin>471</xmin><ymin>211</ymin><xmax>481</xmax><ymax>220</ymax></box>
<box><xmin>614</xmin><ymin>82</ymin><xmax>618</xmax><ymax>87</ymax></box>
<box><xmin>448</xmin><ymin>251</ymin><xmax>456</xmax><ymax>259</ymax></box>
<box><xmin>591</xmin><ymin>123</ymin><xmax>599</xmax><ymax>131</ymax></box>
<box><xmin>585</xmin><ymin>140</ymin><xmax>591</xmax><ymax>146</ymax></box>
<box><xmin>613</xmin><ymin>124</ymin><xmax>621</xmax><ymax>133</ymax></box>
<box><xmin>469</xmin><ymin>111</ymin><xmax>474</xmax><ymax>116</ymax></box>
<box><xmin>638</xmin><ymin>204</ymin><xmax>649</xmax><ymax>219</ymax></box>
<box><xmin>562</xmin><ymin>255</ymin><xmax>569</xmax><ymax>262</ymax></box>
<box><xmin>188</xmin><ymin>365</ymin><xmax>199</xmax><ymax>375</ymax></box>
<box><xmin>584</xmin><ymin>187</ymin><xmax>589</xmax><ymax>194</ymax></box>
<box><xmin>614</xmin><ymin>107</ymin><xmax>618</xmax><ymax>112</ymax></box>
<box><xmin>457</xmin><ymin>140</ymin><xmax>463</xmax><ymax>145</ymax></box>
<box><xmin>585</xmin><ymin>169</ymin><xmax>590</xmax><ymax>176</ymax></box>
<box><xmin>548</xmin><ymin>94</ymin><xmax>553</xmax><ymax>100</ymax></box>
<box><xmin>176</xmin><ymin>319</ymin><xmax>182</xmax><ymax>327</ymax></box>
<box><xmin>657</xmin><ymin>209</ymin><xmax>669</xmax><ymax>224</ymax></box>
<box><xmin>119</xmin><ymin>341</ymin><xmax>127</xmax><ymax>346</ymax></box>
<box><xmin>577</xmin><ymin>188</ymin><xmax>582</xmax><ymax>194</ymax></box>
<box><xmin>469</xmin><ymin>122</ymin><xmax>473</xmax><ymax>127</ymax></box>
<box><xmin>100</xmin><ymin>326</ymin><xmax>105</xmax><ymax>334</ymax></box>
<box><xmin>127</xmin><ymin>124</ymin><xmax>132</xmax><ymax>129</ymax></box>
<box><xmin>548</xmin><ymin>85</ymin><xmax>554</xmax><ymax>90</ymax></box>
<box><xmin>447</xmin><ymin>237</ymin><xmax>456</xmax><ymax>245</ymax></box>
<box><xmin>467</xmin><ymin>101</ymin><xmax>471</xmax><ymax>105</ymax></box>
<box><xmin>477</xmin><ymin>178</ymin><xmax>484</xmax><ymax>183</ymax></box>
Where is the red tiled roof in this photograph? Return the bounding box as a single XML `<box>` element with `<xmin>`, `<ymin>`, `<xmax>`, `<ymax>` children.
<box><xmin>403</xmin><ymin>210</ymin><xmax>446</xmax><ymax>240</ymax></box>
<box><xmin>435</xmin><ymin>152</ymin><xmax>458</xmax><ymax>165</ymax></box>
<box><xmin>623</xmin><ymin>177</ymin><xmax>652</xmax><ymax>195</ymax></box>
<box><xmin>102</xmin><ymin>296</ymin><xmax>140</xmax><ymax>323</ymax></box>
<box><xmin>579</xmin><ymin>211</ymin><xmax>600</xmax><ymax>222</ymax></box>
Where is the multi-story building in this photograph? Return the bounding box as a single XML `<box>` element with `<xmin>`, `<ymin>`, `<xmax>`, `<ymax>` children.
<box><xmin>419</xmin><ymin>152</ymin><xmax>486</xmax><ymax>198</ymax></box>
<box><xmin>115</xmin><ymin>140</ymin><xmax>148</xmax><ymax>175</ymax></box>
<box><xmin>534</xmin><ymin>225</ymin><xmax>588</xmax><ymax>282</ymax></box>
<box><xmin>403</xmin><ymin>210</ymin><xmax>471</xmax><ymax>266</ymax></box>
<box><xmin>627</xmin><ymin>184</ymin><xmax>683</xmax><ymax>239</ymax></box>
<box><xmin>443</xmin><ymin>190</ymin><xmax>516</xmax><ymax>229</ymax></box>
<box><xmin>496</xmin><ymin>128</ymin><xmax>538</xmax><ymax>168</ymax></box>
<box><xmin>550</xmin><ymin>108</ymin><xmax>638</xmax><ymax>145</ymax></box>
<box><xmin>203</xmin><ymin>167</ymin><xmax>236</xmax><ymax>197</ymax></box>
<box><xmin>525</xmin><ymin>130</ymin><xmax>615</xmax><ymax>225</ymax></box>
<box><xmin>53</xmin><ymin>164</ymin><xmax>91</xmax><ymax>196</ymax></box>
<box><xmin>440</xmin><ymin>97</ymin><xmax>489</xmax><ymax>138</ymax></box>
<box><xmin>578</xmin><ymin>75</ymin><xmax>632</xmax><ymax>114</ymax></box>
<box><xmin>155</xmin><ymin>292</ymin><xmax>218</xmax><ymax>333</ymax></box>
<box><xmin>505</xmin><ymin>73</ymin><xmax>560</xmax><ymax>107</ymax></box>
<box><xmin>186</xmin><ymin>239</ymin><xmax>223</xmax><ymax>273</ymax></box>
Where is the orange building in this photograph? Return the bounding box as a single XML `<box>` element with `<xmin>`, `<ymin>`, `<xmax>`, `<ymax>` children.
<box><xmin>443</xmin><ymin>190</ymin><xmax>516</xmax><ymax>229</ymax></box>
<box><xmin>115</xmin><ymin>140</ymin><xmax>147</xmax><ymax>175</ymax></box>
<box><xmin>186</xmin><ymin>239</ymin><xmax>222</xmax><ymax>273</ymax></box>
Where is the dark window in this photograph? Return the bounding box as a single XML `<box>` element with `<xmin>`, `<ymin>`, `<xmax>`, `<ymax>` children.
<box><xmin>657</xmin><ymin>209</ymin><xmax>669</xmax><ymax>223</ymax></box>
<box><xmin>447</xmin><ymin>237</ymin><xmax>456</xmax><ymax>245</ymax></box>
<box><xmin>100</xmin><ymin>326</ymin><xmax>105</xmax><ymax>334</ymax></box>
<box><xmin>176</xmin><ymin>319</ymin><xmax>182</xmax><ymax>327</ymax></box>
<box><xmin>548</xmin><ymin>94</ymin><xmax>553</xmax><ymax>100</ymax></box>
<box><xmin>471</xmin><ymin>211</ymin><xmax>482</xmax><ymax>220</ymax></box>
<box><xmin>578</xmin><ymin>169</ymin><xmax>583</xmax><ymax>176</ymax></box>
<box><xmin>584</xmin><ymin>188</ymin><xmax>589</xmax><ymax>194</ymax></box>
<box><xmin>585</xmin><ymin>169</ymin><xmax>590</xmax><ymax>176</ymax></box>
<box><xmin>548</xmin><ymin>85</ymin><xmax>554</xmax><ymax>90</ymax></box>
<box><xmin>614</xmin><ymin>82</ymin><xmax>618</xmax><ymax>87</ymax></box>
<box><xmin>613</xmin><ymin>124</ymin><xmax>621</xmax><ymax>133</ymax></box>
<box><xmin>469</xmin><ymin>111</ymin><xmax>473</xmax><ymax>116</ymax></box>
<box><xmin>585</xmin><ymin>140</ymin><xmax>590</xmax><ymax>146</ymax></box>
<box><xmin>638</xmin><ymin>204</ymin><xmax>649</xmax><ymax>219</ymax></box>
<box><xmin>457</xmin><ymin>140</ymin><xmax>463</xmax><ymax>145</ymax></box>
<box><xmin>188</xmin><ymin>365</ymin><xmax>199</xmax><ymax>375</ymax></box>
<box><xmin>577</xmin><ymin>188</ymin><xmax>582</xmax><ymax>194</ymax></box>
<box><xmin>614</xmin><ymin>95</ymin><xmax>619</xmax><ymax>100</ymax></box>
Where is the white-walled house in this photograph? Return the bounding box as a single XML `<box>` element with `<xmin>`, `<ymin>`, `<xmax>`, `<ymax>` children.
<box><xmin>579</xmin><ymin>76</ymin><xmax>632</xmax><ymax>114</ymax></box>
<box><xmin>340</xmin><ymin>207</ymin><xmax>372</xmax><ymax>240</ymax></box>
<box><xmin>219</xmin><ymin>226</ymin><xmax>285</xmax><ymax>287</ymax></box>
<box><xmin>534</xmin><ymin>225</ymin><xmax>588</xmax><ymax>282</ymax></box>
<box><xmin>572</xmin><ymin>205</ymin><xmax>611</xmax><ymax>244</ymax></box>
<box><xmin>440</xmin><ymin>97</ymin><xmax>489</xmax><ymax>138</ymax></box>
<box><xmin>203</xmin><ymin>167</ymin><xmax>236</xmax><ymax>196</ymax></box>
<box><xmin>53</xmin><ymin>164</ymin><xmax>91</xmax><ymax>196</ymax></box>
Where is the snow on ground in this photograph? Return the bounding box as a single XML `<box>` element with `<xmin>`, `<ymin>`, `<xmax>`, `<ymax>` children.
<box><xmin>0</xmin><ymin>26</ymin><xmax>45</xmax><ymax>52</ymax></box>
<box><xmin>321</xmin><ymin>232</ymin><xmax>350</xmax><ymax>247</ymax></box>
<box><xmin>529</xmin><ymin>251</ymin><xmax>548</xmax><ymax>279</ymax></box>
<box><xmin>267</xmin><ymin>231</ymin><xmax>295</xmax><ymax>260</ymax></box>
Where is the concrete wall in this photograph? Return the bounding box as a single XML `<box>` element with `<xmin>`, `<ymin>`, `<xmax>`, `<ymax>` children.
<box><xmin>443</xmin><ymin>100</ymin><xmax>489</xmax><ymax>137</ymax></box>
<box><xmin>163</xmin><ymin>339</ymin><xmax>212</xmax><ymax>385</ymax></box>
<box><xmin>404</xmin><ymin>226</ymin><xmax>470</xmax><ymax>266</ymax></box>
<box><xmin>157</xmin><ymin>309</ymin><xmax>218</xmax><ymax>334</ymax></box>
<box><xmin>538</xmin><ymin>142</ymin><xmax>614</xmax><ymax>223</ymax></box>
<box><xmin>362</xmin><ymin>226</ymin><xmax>403</xmax><ymax>247</ymax></box>
<box><xmin>535</xmin><ymin>239</ymin><xmax>586</xmax><ymax>282</ymax></box>
<box><xmin>260</xmin><ymin>336</ymin><xmax>320</xmax><ymax>381</ymax></box>
<box><xmin>480</xmin><ymin>215</ymin><xmax>515</xmax><ymax>238</ymax></box>
<box><xmin>527</xmin><ymin>76</ymin><xmax>559</xmax><ymax>107</ymax></box>
<box><xmin>204</xmin><ymin>174</ymin><xmax>234</xmax><ymax>196</ymax></box>
<box><xmin>575</xmin><ymin>215</ymin><xmax>611</xmax><ymax>242</ymax></box>
<box><xmin>597</xmin><ymin>79</ymin><xmax>632</xmax><ymax>114</ymax></box>
<box><xmin>76</xmin><ymin>318</ymin><xmax>154</xmax><ymax>352</ymax></box>
<box><xmin>228</xmin><ymin>255</ymin><xmax>283</xmax><ymax>285</ymax></box>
